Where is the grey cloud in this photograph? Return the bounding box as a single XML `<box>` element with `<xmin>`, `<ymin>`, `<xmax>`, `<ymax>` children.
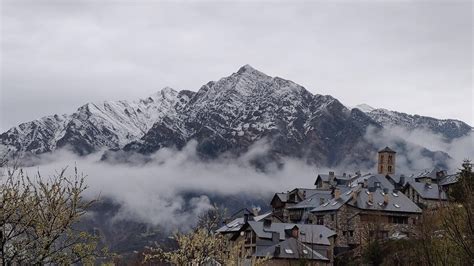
<box><xmin>364</xmin><ymin>125</ymin><xmax>474</xmax><ymax>172</ymax></box>
<box><xmin>17</xmin><ymin>141</ymin><xmax>323</xmax><ymax>230</ymax></box>
<box><xmin>1</xmin><ymin>0</ymin><xmax>472</xmax><ymax>132</ymax></box>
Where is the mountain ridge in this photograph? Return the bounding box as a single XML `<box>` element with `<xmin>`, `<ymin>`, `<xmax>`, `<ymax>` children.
<box><xmin>1</xmin><ymin>65</ymin><xmax>471</xmax><ymax>167</ymax></box>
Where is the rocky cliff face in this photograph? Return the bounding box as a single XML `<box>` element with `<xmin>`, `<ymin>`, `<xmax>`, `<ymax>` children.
<box><xmin>1</xmin><ymin>65</ymin><xmax>470</xmax><ymax>166</ymax></box>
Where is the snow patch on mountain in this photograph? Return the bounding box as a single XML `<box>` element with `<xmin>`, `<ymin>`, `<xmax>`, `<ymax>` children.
<box><xmin>0</xmin><ymin>87</ymin><xmax>181</xmax><ymax>154</ymax></box>
<box><xmin>351</xmin><ymin>104</ymin><xmax>376</xmax><ymax>113</ymax></box>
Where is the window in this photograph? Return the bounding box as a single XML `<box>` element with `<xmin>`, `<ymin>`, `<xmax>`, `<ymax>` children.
<box><xmin>342</xmin><ymin>231</ymin><xmax>347</xmax><ymax>236</ymax></box>
<box><xmin>380</xmin><ymin>155</ymin><xmax>384</xmax><ymax>163</ymax></box>
<box><xmin>316</xmin><ymin>215</ymin><xmax>324</xmax><ymax>225</ymax></box>
<box><xmin>388</xmin><ymin>155</ymin><xmax>393</xmax><ymax>164</ymax></box>
<box><xmin>331</xmin><ymin>214</ymin><xmax>335</xmax><ymax>221</ymax></box>
<box><xmin>349</xmin><ymin>230</ymin><xmax>354</xmax><ymax>237</ymax></box>
<box><xmin>370</xmin><ymin>230</ymin><xmax>389</xmax><ymax>240</ymax></box>
<box><xmin>388</xmin><ymin>165</ymin><xmax>392</xmax><ymax>173</ymax></box>
<box><xmin>389</xmin><ymin>216</ymin><xmax>408</xmax><ymax>224</ymax></box>
<box><xmin>380</xmin><ymin>165</ymin><xmax>384</xmax><ymax>173</ymax></box>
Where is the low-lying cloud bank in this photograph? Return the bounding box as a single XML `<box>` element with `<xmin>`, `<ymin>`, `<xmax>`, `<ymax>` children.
<box><xmin>8</xmin><ymin>126</ymin><xmax>472</xmax><ymax>231</ymax></box>
<box><xmin>18</xmin><ymin>141</ymin><xmax>323</xmax><ymax>230</ymax></box>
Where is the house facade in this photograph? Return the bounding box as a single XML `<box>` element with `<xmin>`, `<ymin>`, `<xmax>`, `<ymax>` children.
<box><xmin>217</xmin><ymin>219</ymin><xmax>337</xmax><ymax>265</ymax></box>
<box><xmin>309</xmin><ymin>181</ymin><xmax>422</xmax><ymax>251</ymax></box>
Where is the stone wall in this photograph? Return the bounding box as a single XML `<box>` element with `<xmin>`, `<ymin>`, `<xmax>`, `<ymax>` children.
<box><xmin>310</xmin><ymin>205</ymin><xmax>419</xmax><ymax>249</ymax></box>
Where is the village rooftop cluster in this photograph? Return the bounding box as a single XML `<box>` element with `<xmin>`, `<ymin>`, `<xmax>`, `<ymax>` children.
<box><xmin>216</xmin><ymin>147</ymin><xmax>459</xmax><ymax>265</ymax></box>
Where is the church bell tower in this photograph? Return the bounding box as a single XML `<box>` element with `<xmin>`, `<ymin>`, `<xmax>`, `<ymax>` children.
<box><xmin>377</xmin><ymin>147</ymin><xmax>396</xmax><ymax>175</ymax></box>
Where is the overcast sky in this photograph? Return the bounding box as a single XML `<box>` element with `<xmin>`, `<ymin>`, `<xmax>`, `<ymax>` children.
<box><xmin>1</xmin><ymin>0</ymin><xmax>472</xmax><ymax>132</ymax></box>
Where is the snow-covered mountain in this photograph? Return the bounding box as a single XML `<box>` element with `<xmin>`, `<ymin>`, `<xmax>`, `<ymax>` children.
<box><xmin>351</xmin><ymin>104</ymin><xmax>376</xmax><ymax>113</ymax></box>
<box><xmin>120</xmin><ymin>65</ymin><xmax>379</xmax><ymax>166</ymax></box>
<box><xmin>1</xmin><ymin>65</ymin><xmax>471</xmax><ymax>166</ymax></box>
<box><xmin>0</xmin><ymin>88</ymin><xmax>182</xmax><ymax>155</ymax></box>
<box><xmin>351</xmin><ymin>105</ymin><xmax>471</xmax><ymax>139</ymax></box>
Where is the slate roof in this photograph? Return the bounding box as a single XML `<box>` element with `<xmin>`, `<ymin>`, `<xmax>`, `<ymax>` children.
<box><xmin>271</xmin><ymin>192</ymin><xmax>288</xmax><ymax>203</ymax></box>
<box><xmin>247</xmin><ymin>221</ymin><xmax>336</xmax><ymax>246</ymax></box>
<box><xmin>439</xmin><ymin>174</ymin><xmax>459</xmax><ymax>186</ymax></box>
<box><xmin>408</xmin><ymin>181</ymin><xmax>447</xmax><ymax>200</ymax></box>
<box><xmin>353</xmin><ymin>187</ymin><xmax>422</xmax><ymax>213</ymax></box>
<box><xmin>253</xmin><ymin>211</ymin><xmax>273</xmax><ymax>221</ymax></box>
<box><xmin>216</xmin><ymin>217</ymin><xmax>245</xmax><ymax>233</ymax></box>
<box><xmin>315</xmin><ymin>174</ymin><xmax>333</xmax><ymax>183</ymax></box>
<box><xmin>311</xmin><ymin>192</ymin><xmax>352</xmax><ymax>212</ymax></box>
<box><xmin>287</xmin><ymin>190</ymin><xmax>333</xmax><ymax>210</ymax></box>
<box><xmin>367</xmin><ymin>174</ymin><xmax>395</xmax><ymax>190</ymax></box>
<box><xmin>291</xmin><ymin>188</ymin><xmax>321</xmax><ymax>196</ymax></box>
<box><xmin>216</xmin><ymin>211</ymin><xmax>273</xmax><ymax>233</ymax></box>
<box><xmin>387</xmin><ymin>174</ymin><xmax>414</xmax><ymax>187</ymax></box>
<box><xmin>415</xmin><ymin>168</ymin><xmax>447</xmax><ymax>181</ymax></box>
<box><xmin>255</xmin><ymin>238</ymin><xmax>329</xmax><ymax>261</ymax></box>
<box><xmin>379</xmin><ymin>146</ymin><xmax>396</xmax><ymax>153</ymax></box>
<box><xmin>315</xmin><ymin>173</ymin><xmax>354</xmax><ymax>185</ymax></box>
<box><xmin>348</xmin><ymin>174</ymin><xmax>394</xmax><ymax>190</ymax></box>
<box><xmin>312</xmin><ymin>186</ymin><xmax>422</xmax><ymax>214</ymax></box>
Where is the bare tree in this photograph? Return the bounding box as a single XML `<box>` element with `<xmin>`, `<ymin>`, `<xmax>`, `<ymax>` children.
<box><xmin>440</xmin><ymin>160</ymin><xmax>474</xmax><ymax>263</ymax></box>
<box><xmin>144</xmin><ymin>205</ymin><xmax>269</xmax><ymax>265</ymax></box>
<box><xmin>0</xmin><ymin>156</ymin><xmax>105</xmax><ymax>264</ymax></box>
<box><xmin>195</xmin><ymin>203</ymin><xmax>227</xmax><ymax>234</ymax></box>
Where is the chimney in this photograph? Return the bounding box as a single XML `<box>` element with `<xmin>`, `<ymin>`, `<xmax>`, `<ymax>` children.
<box><xmin>291</xmin><ymin>226</ymin><xmax>299</xmax><ymax>238</ymax></box>
<box><xmin>252</xmin><ymin>206</ymin><xmax>260</xmax><ymax>217</ymax></box>
<box><xmin>244</xmin><ymin>213</ymin><xmax>249</xmax><ymax>224</ymax></box>
<box><xmin>334</xmin><ymin>188</ymin><xmax>341</xmax><ymax>199</ymax></box>
<box><xmin>399</xmin><ymin>175</ymin><xmax>405</xmax><ymax>185</ymax></box>
<box><xmin>274</xmin><ymin>245</ymin><xmax>281</xmax><ymax>256</ymax></box>
<box><xmin>383</xmin><ymin>188</ymin><xmax>389</xmax><ymax>205</ymax></box>
<box><xmin>351</xmin><ymin>190</ymin><xmax>359</xmax><ymax>201</ymax></box>
<box><xmin>343</xmin><ymin>173</ymin><xmax>346</xmax><ymax>177</ymax></box>
<box><xmin>436</xmin><ymin>171</ymin><xmax>445</xmax><ymax>179</ymax></box>
<box><xmin>368</xmin><ymin>192</ymin><xmax>374</xmax><ymax>203</ymax></box>
<box><xmin>302</xmin><ymin>191</ymin><xmax>306</xmax><ymax>199</ymax></box>
<box><xmin>329</xmin><ymin>171</ymin><xmax>336</xmax><ymax>184</ymax></box>
<box><xmin>263</xmin><ymin>219</ymin><xmax>272</xmax><ymax>228</ymax></box>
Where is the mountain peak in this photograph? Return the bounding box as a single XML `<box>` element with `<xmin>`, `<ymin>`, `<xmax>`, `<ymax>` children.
<box><xmin>236</xmin><ymin>64</ymin><xmax>268</xmax><ymax>77</ymax></box>
<box><xmin>233</xmin><ymin>64</ymin><xmax>272</xmax><ymax>84</ymax></box>
<box><xmin>353</xmin><ymin>104</ymin><xmax>375</xmax><ymax>113</ymax></box>
<box><xmin>237</xmin><ymin>64</ymin><xmax>256</xmax><ymax>73</ymax></box>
